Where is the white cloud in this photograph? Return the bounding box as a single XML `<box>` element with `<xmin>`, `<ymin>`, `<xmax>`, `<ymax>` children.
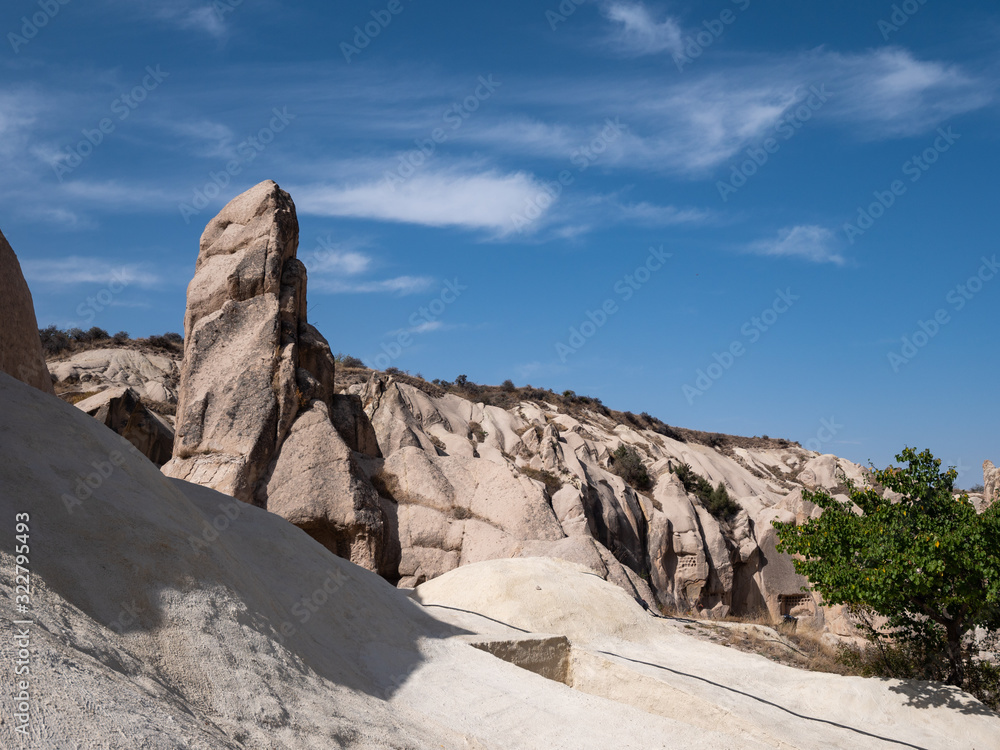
<box><xmin>603</xmin><ymin>1</ymin><xmax>684</xmax><ymax>57</ymax></box>
<box><xmin>746</xmin><ymin>225</ymin><xmax>844</xmax><ymax>265</ymax></box>
<box><xmin>819</xmin><ymin>47</ymin><xmax>991</xmax><ymax>137</ymax></box>
<box><xmin>610</xmin><ymin>199</ymin><xmax>711</xmax><ymax>225</ymax></box>
<box><xmin>293</xmin><ymin>169</ymin><xmax>551</xmax><ymax>234</ymax></box>
<box><xmin>311</xmin><ymin>275</ymin><xmax>436</xmax><ymax>295</ymax></box>
<box><xmin>460</xmin><ymin>48</ymin><xmax>990</xmax><ymax>175</ymax></box>
<box><xmin>20</xmin><ymin>257</ymin><xmax>163</xmax><ymax>288</ymax></box>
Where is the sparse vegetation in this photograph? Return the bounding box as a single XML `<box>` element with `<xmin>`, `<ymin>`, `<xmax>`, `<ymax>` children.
<box><xmin>334</xmin><ymin>353</ymin><xmax>365</xmax><ymax>369</ymax></box>
<box><xmin>39</xmin><ymin>326</ymin><xmax>183</xmax><ymax>356</ymax></box>
<box><xmin>672</xmin><ymin>463</ymin><xmax>741</xmax><ymax>519</ymax></box>
<box><xmin>467</xmin><ymin>421</ymin><xmax>487</xmax><ymax>443</ymax></box>
<box><xmin>331</xmin><ymin>365</ymin><xmax>798</xmax><ymax>454</ymax></box>
<box><xmin>520</xmin><ymin>467</ymin><xmax>563</xmax><ymax>497</ymax></box>
<box><xmin>429</xmin><ymin>434</ymin><xmax>447</xmax><ymax>454</ymax></box>
<box><xmin>610</xmin><ymin>444</ymin><xmax>654</xmax><ymax>492</ymax></box>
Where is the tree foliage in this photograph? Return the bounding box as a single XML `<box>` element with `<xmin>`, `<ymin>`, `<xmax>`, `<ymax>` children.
<box><xmin>774</xmin><ymin>448</ymin><xmax>1000</xmax><ymax>696</ymax></box>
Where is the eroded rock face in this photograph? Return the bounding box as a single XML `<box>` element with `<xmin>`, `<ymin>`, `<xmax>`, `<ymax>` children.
<box><xmin>984</xmin><ymin>461</ymin><xmax>999</xmax><ymax>508</ymax></box>
<box><xmin>74</xmin><ymin>386</ymin><xmax>174</xmax><ymax>466</ymax></box>
<box><xmin>49</xmin><ymin>348</ymin><xmax>179</xmax><ymax>404</ymax></box>
<box><xmin>163</xmin><ymin>180</ymin><xmax>386</xmax><ymax>572</ymax></box>
<box><xmin>0</xmin><ymin>228</ymin><xmax>54</xmax><ymax>394</ymax></box>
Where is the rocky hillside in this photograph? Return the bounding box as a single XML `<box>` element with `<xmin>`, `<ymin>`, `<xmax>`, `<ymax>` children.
<box><xmin>4</xmin><ymin>371</ymin><xmax>996</xmax><ymax>749</ymax></box>
<box><xmin>37</xmin><ymin>180</ymin><xmax>994</xmax><ymax>638</ymax></box>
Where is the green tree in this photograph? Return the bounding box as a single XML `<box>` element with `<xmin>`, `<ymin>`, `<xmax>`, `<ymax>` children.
<box><xmin>774</xmin><ymin>448</ymin><xmax>1000</xmax><ymax>690</ymax></box>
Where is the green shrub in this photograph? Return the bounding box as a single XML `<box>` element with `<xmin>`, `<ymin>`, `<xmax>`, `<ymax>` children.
<box><xmin>335</xmin><ymin>353</ymin><xmax>366</xmax><ymax>369</ymax></box>
<box><xmin>611</xmin><ymin>445</ymin><xmax>654</xmax><ymax>492</ymax></box>
<box><xmin>673</xmin><ymin>463</ymin><xmax>740</xmax><ymax>519</ymax></box>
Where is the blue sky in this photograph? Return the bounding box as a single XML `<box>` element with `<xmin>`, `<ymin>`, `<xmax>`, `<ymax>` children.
<box><xmin>3</xmin><ymin>0</ymin><xmax>998</xmax><ymax>484</ymax></box>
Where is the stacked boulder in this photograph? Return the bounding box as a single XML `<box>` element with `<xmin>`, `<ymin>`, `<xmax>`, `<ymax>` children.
<box><xmin>162</xmin><ymin>181</ymin><xmax>387</xmax><ymax>572</ymax></box>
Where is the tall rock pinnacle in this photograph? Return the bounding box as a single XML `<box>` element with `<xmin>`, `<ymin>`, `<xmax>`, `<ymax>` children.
<box><xmin>163</xmin><ymin>180</ymin><xmax>386</xmax><ymax>571</ymax></box>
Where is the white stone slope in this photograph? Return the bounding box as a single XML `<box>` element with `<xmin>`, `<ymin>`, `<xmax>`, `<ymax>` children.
<box><xmin>417</xmin><ymin>557</ymin><xmax>1000</xmax><ymax>750</ymax></box>
<box><xmin>4</xmin><ymin>372</ymin><xmax>996</xmax><ymax>750</ymax></box>
<box><xmin>356</xmin><ymin>374</ymin><xmax>866</xmax><ymax>630</ymax></box>
<box><xmin>0</xmin><ymin>371</ymin><xmax>764</xmax><ymax>749</ymax></box>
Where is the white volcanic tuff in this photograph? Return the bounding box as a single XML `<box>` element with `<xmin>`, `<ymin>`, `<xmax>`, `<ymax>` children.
<box><xmin>358</xmin><ymin>373</ymin><xmax>872</xmax><ymax>625</ymax></box>
<box><xmin>49</xmin><ymin>348</ymin><xmax>179</xmax><ymax>404</ymax></box>
<box><xmin>6</xmin><ymin>372</ymin><xmax>996</xmax><ymax>749</ymax></box>
<box><xmin>416</xmin><ymin>557</ymin><xmax>1000</xmax><ymax>750</ymax></box>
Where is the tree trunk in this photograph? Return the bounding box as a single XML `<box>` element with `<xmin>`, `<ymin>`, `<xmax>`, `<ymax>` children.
<box><xmin>944</xmin><ymin>619</ymin><xmax>965</xmax><ymax>687</ymax></box>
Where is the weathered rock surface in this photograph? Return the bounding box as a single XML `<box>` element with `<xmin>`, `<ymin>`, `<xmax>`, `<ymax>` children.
<box><xmin>10</xmin><ymin>372</ymin><xmax>996</xmax><ymax>749</ymax></box>
<box><xmin>985</xmin><ymin>460</ymin><xmax>999</xmax><ymax>507</ymax></box>
<box><xmin>74</xmin><ymin>385</ymin><xmax>174</xmax><ymax>466</ymax></box>
<box><xmin>0</xmin><ymin>228</ymin><xmax>54</xmax><ymax>394</ymax></box>
<box><xmin>351</xmin><ymin>370</ymin><xmax>875</xmax><ymax>626</ymax></box>
<box><xmin>50</xmin><ymin>348</ymin><xmax>179</xmax><ymax>404</ymax></box>
<box><xmin>162</xmin><ymin>180</ymin><xmax>386</xmax><ymax>571</ymax></box>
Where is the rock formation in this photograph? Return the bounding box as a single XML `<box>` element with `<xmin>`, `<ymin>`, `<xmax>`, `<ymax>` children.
<box><xmin>74</xmin><ymin>386</ymin><xmax>175</xmax><ymax>466</ymax></box>
<box><xmin>6</xmin><ymin>371</ymin><xmax>997</xmax><ymax>749</ymax></box>
<box><xmin>148</xmin><ymin>181</ymin><xmax>903</xmax><ymax>627</ymax></box>
<box><xmin>50</xmin><ymin>347</ymin><xmax>180</xmax><ymax>404</ymax></box>
<box><xmin>0</xmin><ymin>228</ymin><xmax>54</xmax><ymax>394</ymax></box>
<box><xmin>985</xmin><ymin>460</ymin><xmax>999</xmax><ymax>507</ymax></box>
<box><xmin>349</xmin><ymin>370</ymin><xmax>873</xmax><ymax>628</ymax></box>
<box><xmin>162</xmin><ymin>180</ymin><xmax>386</xmax><ymax>572</ymax></box>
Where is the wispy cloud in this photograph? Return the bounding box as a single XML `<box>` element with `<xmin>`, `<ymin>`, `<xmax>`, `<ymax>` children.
<box><xmin>311</xmin><ymin>275</ymin><xmax>435</xmax><ymax>295</ymax></box>
<box><xmin>293</xmin><ymin>168</ymin><xmax>551</xmax><ymax>234</ymax></box>
<box><xmin>20</xmin><ymin>257</ymin><xmax>163</xmax><ymax>287</ymax></box>
<box><xmin>602</xmin><ymin>1</ymin><xmax>684</xmax><ymax>57</ymax></box>
<box><xmin>745</xmin><ymin>225</ymin><xmax>844</xmax><ymax>265</ymax></box>
<box><xmin>818</xmin><ymin>47</ymin><xmax>992</xmax><ymax>137</ymax></box>
<box><xmin>112</xmin><ymin>0</ymin><xmax>229</xmax><ymax>38</ymax></box>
